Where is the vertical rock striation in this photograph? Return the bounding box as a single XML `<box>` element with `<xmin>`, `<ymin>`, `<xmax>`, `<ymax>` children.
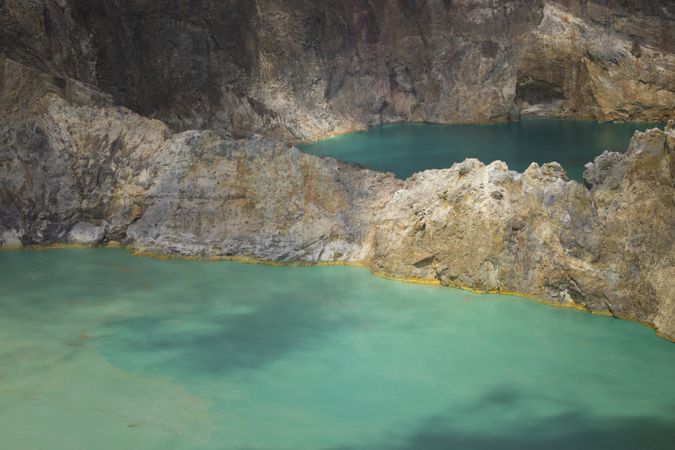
<box><xmin>2</xmin><ymin>1</ymin><xmax>673</xmax><ymax>141</ymax></box>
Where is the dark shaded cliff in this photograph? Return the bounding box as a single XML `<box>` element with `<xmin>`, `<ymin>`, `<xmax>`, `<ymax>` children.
<box><xmin>2</xmin><ymin>0</ymin><xmax>674</xmax><ymax>141</ymax></box>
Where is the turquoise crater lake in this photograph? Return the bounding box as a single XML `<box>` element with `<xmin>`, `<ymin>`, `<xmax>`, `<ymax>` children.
<box><xmin>299</xmin><ymin>119</ymin><xmax>661</xmax><ymax>180</ymax></box>
<box><xmin>1</xmin><ymin>249</ymin><xmax>674</xmax><ymax>450</ymax></box>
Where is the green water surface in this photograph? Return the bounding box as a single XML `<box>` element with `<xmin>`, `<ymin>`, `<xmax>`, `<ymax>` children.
<box><xmin>299</xmin><ymin>119</ymin><xmax>661</xmax><ymax>180</ymax></box>
<box><xmin>1</xmin><ymin>249</ymin><xmax>674</xmax><ymax>449</ymax></box>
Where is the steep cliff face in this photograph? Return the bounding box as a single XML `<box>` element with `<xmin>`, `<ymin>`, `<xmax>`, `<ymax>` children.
<box><xmin>1</xmin><ymin>57</ymin><xmax>673</xmax><ymax>340</ymax></box>
<box><xmin>2</xmin><ymin>0</ymin><xmax>673</xmax><ymax>141</ymax></box>
<box><xmin>516</xmin><ymin>2</ymin><xmax>675</xmax><ymax>122</ymax></box>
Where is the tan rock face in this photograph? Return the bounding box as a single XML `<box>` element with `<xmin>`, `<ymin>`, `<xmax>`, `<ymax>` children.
<box><xmin>516</xmin><ymin>2</ymin><xmax>675</xmax><ymax>122</ymax></box>
<box><xmin>368</xmin><ymin>125</ymin><xmax>675</xmax><ymax>340</ymax></box>
<box><xmin>1</xmin><ymin>57</ymin><xmax>673</xmax><ymax>340</ymax></box>
<box><xmin>125</xmin><ymin>132</ymin><xmax>401</xmax><ymax>262</ymax></box>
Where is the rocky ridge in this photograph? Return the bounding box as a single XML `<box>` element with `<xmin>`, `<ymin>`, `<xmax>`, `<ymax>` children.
<box><xmin>1</xmin><ymin>56</ymin><xmax>673</xmax><ymax>340</ymax></box>
<box><xmin>370</xmin><ymin>127</ymin><xmax>675</xmax><ymax>338</ymax></box>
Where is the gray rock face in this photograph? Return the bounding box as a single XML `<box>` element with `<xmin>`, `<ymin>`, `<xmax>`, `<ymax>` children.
<box><xmin>1</xmin><ymin>57</ymin><xmax>673</xmax><ymax>341</ymax></box>
<box><xmin>1</xmin><ymin>1</ymin><xmax>673</xmax><ymax>141</ymax></box>
<box><xmin>125</xmin><ymin>132</ymin><xmax>400</xmax><ymax>262</ymax></box>
<box><xmin>0</xmin><ymin>57</ymin><xmax>400</xmax><ymax>261</ymax></box>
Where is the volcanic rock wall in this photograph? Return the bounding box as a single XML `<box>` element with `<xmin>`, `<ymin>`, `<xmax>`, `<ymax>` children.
<box><xmin>2</xmin><ymin>0</ymin><xmax>674</xmax><ymax>141</ymax></box>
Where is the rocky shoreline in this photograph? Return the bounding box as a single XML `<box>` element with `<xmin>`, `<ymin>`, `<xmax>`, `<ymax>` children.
<box><xmin>1</xmin><ymin>55</ymin><xmax>673</xmax><ymax>341</ymax></box>
<box><xmin>1</xmin><ymin>1</ymin><xmax>674</xmax><ymax>341</ymax></box>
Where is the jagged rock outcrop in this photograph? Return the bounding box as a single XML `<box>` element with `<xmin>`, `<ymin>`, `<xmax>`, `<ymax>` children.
<box><xmin>1</xmin><ymin>0</ymin><xmax>673</xmax><ymax>141</ymax></box>
<box><xmin>0</xmin><ymin>57</ymin><xmax>400</xmax><ymax>260</ymax></box>
<box><xmin>1</xmin><ymin>56</ymin><xmax>673</xmax><ymax>340</ymax></box>
<box><xmin>370</xmin><ymin>124</ymin><xmax>675</xmax><ymax>338</ymax></box>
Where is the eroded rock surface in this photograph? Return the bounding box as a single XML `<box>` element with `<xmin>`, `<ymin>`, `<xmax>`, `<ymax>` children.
<box><xmin>1</xmin><ymin>0</ymin><xmax>673</xmax><ymax>141</ymax></box>
<box><xmin>1</xmin><ymin>57</ymin><xmax>673</xmax><ymax>340</ymax></box>
<box><xmin>0</xmin><ymin>57</ymin><xmax>401</xmax><ymax>261</ymax></box>
<box><xmin>370</xmin><ymin>125</ymin><xmax>675</xmax><ymax>339</ymax></box>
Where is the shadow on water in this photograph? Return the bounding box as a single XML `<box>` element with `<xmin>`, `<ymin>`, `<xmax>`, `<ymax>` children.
<box><xmin>0</xmin><ymin>249</ymin><xmax>358</xmax><ymax>379</ymax></box>
<box><xmin>102</xmin><ymin>298</ymin><xmax>351</xmax><ymax>377</ymax></box>
<box><xmin>379</xmin><ymin>412</ymin><xmax>675</xmax><ymax>450</ymax></box>
<box><xmin>328</xmin><ymin>386</ymin><xmax>675</xmax><ymax>450</ymax></box>
<box><xmin>3</xmin><ymin>250</ymin><xmax>675</xmax><ymax>450</ymax></box>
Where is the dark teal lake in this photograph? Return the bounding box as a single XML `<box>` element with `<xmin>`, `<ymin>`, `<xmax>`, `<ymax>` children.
<box><xmin>1</xmin><ymin>249</ymin><xmax>674</xmax><ymax>449</ymax></box>
<box><xmin>299</xmin><ymin>119</ymin><xmax>661</xmax><ymax>180</ymax></box>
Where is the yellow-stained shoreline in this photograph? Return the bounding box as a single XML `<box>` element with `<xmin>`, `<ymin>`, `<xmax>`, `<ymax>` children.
<box><xmin>2</xmin><ymin>242</ymin><xmax>671</xmax><ymax>343</ymax></box>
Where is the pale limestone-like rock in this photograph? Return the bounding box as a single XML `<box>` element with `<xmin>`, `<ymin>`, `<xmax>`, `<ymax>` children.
<box><xmin>1</xmin><ymin>230</ymin><xmax>22</xmax><ymax>247</ymax></box>
<box><xmin>125</xmin><ymin>130</ymin><xmax>400</xmax><ymax>262</ymax></box>
<box><xmin>68</xmin><ymin>222</ymin><xmax>106</xmax><ymax>245</ymax></box>
<box><xmin>369</xmin><ymin>124</ymin><xmax>675</xmax><ymax>340</ymax></box>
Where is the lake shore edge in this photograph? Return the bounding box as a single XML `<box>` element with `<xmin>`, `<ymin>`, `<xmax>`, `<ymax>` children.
<box><xmin>4</xmin><ymin>243</ymin><xmax>670</xmax><ymax>343</ymax></box>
